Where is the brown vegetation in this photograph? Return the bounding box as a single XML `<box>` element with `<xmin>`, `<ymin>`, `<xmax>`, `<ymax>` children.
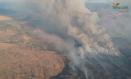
<box><xmin>0</xmin><ymin>19</ymin><xmax>65</xmax><ymax>79</ymax></box>
<box><xmin>0</xmin><ymin>43</ymin><xmax>64</xmax><ymax>79</ymax></box>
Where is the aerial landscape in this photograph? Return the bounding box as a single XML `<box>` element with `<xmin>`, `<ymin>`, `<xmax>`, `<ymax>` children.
<box><xmin>0</xmin><ymin>0</ymin><xmax>131</xmax><ymax>79</ymax></box>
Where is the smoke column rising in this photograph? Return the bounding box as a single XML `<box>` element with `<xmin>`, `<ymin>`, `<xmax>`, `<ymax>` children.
<box><xmin>2</xmin><ymin>0</ymin><xmax>128</xmax><ymax>79</ymax></box>
<box><xmin>29</xmin><ymin>0</ymin><xmax>126</xmax><ymax>79</ymax></box>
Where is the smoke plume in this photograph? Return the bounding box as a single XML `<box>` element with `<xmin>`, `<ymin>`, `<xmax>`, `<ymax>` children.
<box><xmin>31</xmin><ymin>0</ymin><xmax>126</xmax><ymax>78</ymax></box>
<box><xmin>1</xmin><ymin>0</ymin><xmax>129</xmax><ymax>79</ymax></box>
<box><xmin>31</xmin><ymin>0</ymin><xmax>127</xmax><ymax>78</ymax></box>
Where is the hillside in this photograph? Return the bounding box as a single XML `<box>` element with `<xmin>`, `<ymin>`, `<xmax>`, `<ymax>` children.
<box><xmin>0</xmin><ymin>17</ymin><xmax>64</xmax><ymax>79</ymax></box>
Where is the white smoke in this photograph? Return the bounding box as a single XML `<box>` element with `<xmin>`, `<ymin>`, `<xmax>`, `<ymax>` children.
<box><xmin>32</xmin><ymin>0</ymin><xmax>123</xmax><ymax>78</ymax></box>
<box><xmin>1</xmin><ymin>0</ymin><xmax>127</xmax><ymax>78</ymax></box>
